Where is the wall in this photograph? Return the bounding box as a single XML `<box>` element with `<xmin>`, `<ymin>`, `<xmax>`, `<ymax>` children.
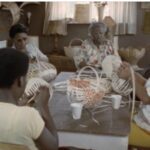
<box><xmin>20</xmin><ymin>3</ymin><xmax>90</xmax><ymax>54</ymax></box>
<box><xmin>1</xmin><ymin>2</ymin><xmax>150</xmax><ymax>67</ymax></box>
<box><xmin>119</xmin><ymin>3</ymin><xmax>150</xmax><ymax>67</ymax></box>
<box><xmin>28</xmin><ymin>2</ymin><xmax>149</xmax><ymax>67</ymax></box>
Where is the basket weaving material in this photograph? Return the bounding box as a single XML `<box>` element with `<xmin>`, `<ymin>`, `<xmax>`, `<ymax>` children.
<box><xmin>24</xmin><ymin>50</ymin><xmax>56</xmax><ymax>99</ymax></box>
<box><xmin>101</xmin><ymin>55</ymin><xmax>122</xmax><ymax>78</ymax></box>
<box><xmin>27</xmin><ymin>60</ymin><xmax>57</xmax><ymax>82</ymax></box>
<box><xmin>24</xmin><ymin>77</ymin><xmax>53</xmax><ymax>104</ymax></box>
<box><xmin>111</xmin><ymin>73</ymin><xmax>132</xmax><ymax>96</ymax></box>
<box><xmin>67</xmin><ymin>66</ymin><xmax>106</xmax><ymax>108</ymax></box>
<box><xmin>102</xmin><ymin>55</ymin><xmax>132</xmax><ymax>96</ymax></box>
<box><xmin>25</xmin><ymin>77</ymin><xmax>49</xmax><ymax>97</ymax></box>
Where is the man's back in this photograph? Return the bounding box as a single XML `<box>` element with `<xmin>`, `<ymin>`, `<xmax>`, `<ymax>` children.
<box><xmin>0</xmin><ymin>102</ymin><xmax>44</xmax><ymax>150</ymax></box>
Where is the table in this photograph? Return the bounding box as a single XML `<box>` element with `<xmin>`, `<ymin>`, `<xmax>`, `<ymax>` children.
<box><xmin>49</xmin><ymin>72</ymin><xmax>131</xmax><ymax>150</ymax></box>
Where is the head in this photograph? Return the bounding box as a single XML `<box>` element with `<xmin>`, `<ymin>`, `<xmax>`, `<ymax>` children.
<box><xmin>9</xmin><ymin>24</ymin><xmax>28</xmax><ymax>52</ymax></box>
<box><xmin>0</xmin><ymin>48</ymin><xmax>29</xmax><ymax>99</ymax></box>
<box><xmin>88</xmin><ymin>22</ymin><xmax>110</xmax><ymax>44</ymax></box>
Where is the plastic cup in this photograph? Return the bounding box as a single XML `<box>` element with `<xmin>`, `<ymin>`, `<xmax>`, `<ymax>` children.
<box><xmin>111</xmin><ymin>95</ymin><xmax>122</xmax><ymax>110</ymax></box>
<box><xmin>70</xmin><ymin>103</ymin><xmax>83</xmax><ymax>119</ymax></box>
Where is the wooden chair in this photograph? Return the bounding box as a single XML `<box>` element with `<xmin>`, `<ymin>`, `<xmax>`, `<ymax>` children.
<box><xmin>0</xmin><ymin>142</ymin><xmax>29</xmax><ymax>150</ymax></box>
<box><xmin>128</xmin><ymin>123</ymin><xmax>150</xmax><ymax>150</ymax></box>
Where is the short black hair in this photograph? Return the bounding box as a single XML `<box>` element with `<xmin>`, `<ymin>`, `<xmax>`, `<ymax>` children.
<box><xmin>9</xmin><ymin>23</ymin><xmax>28</xmax><ymax>38</ymax></box>
<box><xmin>0</xmin><ymin>48</ymin><xmax>29</xmax><ymax>88</ymax></box>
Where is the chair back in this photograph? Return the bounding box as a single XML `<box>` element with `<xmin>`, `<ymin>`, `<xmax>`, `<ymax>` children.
<box><xmin>0</xmin><ymin>142</ymin><xmax>29</xmax><ymax>150</ymax></box>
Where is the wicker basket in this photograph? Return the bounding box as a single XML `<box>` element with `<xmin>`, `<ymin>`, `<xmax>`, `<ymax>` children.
<box><xmin>2</xmin><ymin>2</ymin><xmax>21</xmax><ymax>25</ymax></box>
<box><xmin>67</xmin><ymin>66</ymin><xmax>106</xmax><ymax>108</ymax></box>
<box><xmin>27</xmin><ymin>60</ymin><xmax>57</xmax><ymax>82</ymax></box>
<box><xmin>64</xmin><ymin>38</ymin><xmax>83</xmax><ymax>59</ymax></box>
<box><xmin>118</xmin><ymin>47</ymin><xmax>145</xmax><ymax>65</ymax></box>
<box><xmin>75</xmin><ymin>4</ymin><xmax>90</xmax><ymax>23</ymax></box>
<box><xmin>101</xmin><ymin>55</ymin><xmax>133</xmax><ymax>96</ymax></box>
<box><xmin>111</xmin><ymin>73</ymin><xmax>132</xmax><ymax>96</ymax></box>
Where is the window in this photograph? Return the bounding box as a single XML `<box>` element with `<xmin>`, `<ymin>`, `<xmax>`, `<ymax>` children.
<box><xmin>43</xmin><ymin>2</ymin><xmax>137</xmax><ymax>34</ymax></box>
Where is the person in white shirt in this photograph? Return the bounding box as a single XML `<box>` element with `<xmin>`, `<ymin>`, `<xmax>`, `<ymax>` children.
<box><xmin>0</xmin><ymin>48</ymin><xmax>58</xmax><ymax>150</ymax></box>
<box><xmin>117</xmin><ymin>62</ymin><xmax>150</xmax><ymax>148</ymax></box>
<box><xmin>9</xmin><ymin>24</ymin><xmax>57</xmax><ymax>82</ymax></box>
<box><xmin>9</xmin><ymin>23</ymin><xmax>48</xmax><ymax>62</ymax></box>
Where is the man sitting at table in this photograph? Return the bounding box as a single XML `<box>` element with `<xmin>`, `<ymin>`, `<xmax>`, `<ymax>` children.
<box><xmin>0</xmin><ymin>48</ymin><xmax>91</xmax><ymax>150</ymax></box>
<box><xmin>0</xmin><ymin>48</ymin><xmax>58</xmax><ymax>150</ymax></box>
<box><xmin>9</xmin><ymin>23</ymin><xmax>48</xmax><ymax>62</ymax></box>
<box><xmin>117</xmin><ymin>62</ymin><xmax>150</xmax><ymax>148</ymax></box>
<box><xmin>9</xmin><ymin>23</ymin><xmax>57</xmax><ymax>82</ymax></box>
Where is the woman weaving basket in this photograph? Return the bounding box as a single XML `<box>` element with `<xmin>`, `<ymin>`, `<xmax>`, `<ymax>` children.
<box><xmin>73</xmin><ymin>22</ymin><xmax>116</xmax><ymax>69</ymax></box>
<box><xmin>9</xmin><ymin>24</ymin><xmax>49</xmax><ymax>62</ymax></box>
<box><xmin>9</xmin><ymin>24</ymin><xmax>57</xmax><ymax>99</ymax></box>
<box><xmin>117</xmin><ymin>62</ymin><xmax>150</xmax><ymax>148</ymax></box>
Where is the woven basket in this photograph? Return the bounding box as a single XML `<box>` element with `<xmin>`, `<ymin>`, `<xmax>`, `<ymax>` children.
<box><xmin>64</xmin><ymin>38</ymin><xmax>83</xmax><ymax>59</ymax></box>
<box><xmin>2</xmin><ymin>2</ymin><xmax>21</xmax><ymax>25</ymax></box>
<box><xmin>67</xmin><ymin>66</ymin><xmax>106</xmax><ymax>108</ymax></box>
<box><xmin>111</xmin><ymin>73</ymin><xmax>132</xmax><ymax>96</ymax></box>
<box><xmin>118</xmin><ymin>47</ymin><xmax>145</xmax><ymax>65</ymax></box>
<box><xmin>75</xmin><ymin>4</ymin><xmax>90</xmax><ymax>23</ymax></box>
<box><xmin>101</xmin><ymin>55</ymin><xmax>132</xmax><ymax>96</ymax></box>
<box><xmin>27</xmin><ymin>60</ymin><xmax>57</xmax><ymax>82</ymax></box>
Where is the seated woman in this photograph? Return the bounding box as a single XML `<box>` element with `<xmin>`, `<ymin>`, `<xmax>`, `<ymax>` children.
<box><xmin>0</xmin><ymin>48</ymin><xmax>58</xmax><ymax>150</ymax></box>
<box><xmin>9</xmin><ymin>23</ymin><xmax>57</xmax><ymax>82</ymax></box>
<box><xmin>0</xmin><ymin>48</ymin><xmax>90</xmax><ymax>150</ymax></box>
<box><xmin>117</xmin><ymin>62</ymin><xmax>150</xmax><ymax>148</ymax></box>
<box><xmin>74</xmin><ymin>22</ymin><xmax>115</xmax><ymax>69</ymax></box>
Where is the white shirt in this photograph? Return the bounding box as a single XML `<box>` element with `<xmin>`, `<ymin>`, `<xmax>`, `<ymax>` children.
<box><xmin>134</xmin><ymin>79</ymin><xmax>150</xmax><ymax>132</ymax></box>
<box><xmin>26</xmin><ymin>44</ymin><xmax>48</xmax><ymax>62</ymax></box>
<box><xmin>0</xmin><ymin>102</ymin><xmax>44</xmax><ymax>150</ymax></box>
<box><xmin>13</xmin><ymin>43</ymin><xmax>48</xmax><ymax>62</ymax></box>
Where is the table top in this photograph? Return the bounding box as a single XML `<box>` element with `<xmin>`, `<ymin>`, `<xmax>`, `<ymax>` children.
<box><xmin>49</xmin><ymin>72</ymin><xmax>131</xmax><ymax>137</ymax></box>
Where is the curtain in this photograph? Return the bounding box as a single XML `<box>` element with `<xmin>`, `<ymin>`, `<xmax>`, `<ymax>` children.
<box><xmin>43</xmin><ymin>2</ymin><xmax>75</xmax><ymax>35</ymax></box>
<box><xmin>43</xmin><ymin>2</ymin><xmax>137</xmax><ymax>35</ymax></box>
<box><xmin>43</xmin><ymin>2</ymin><xmax>98</xmax><ymax>35</ymax></box>
<box><xmin>89</xmin><ymin>2</ymin><xmax>98</xmax><ymax>22</ymax></box>
<box><xmin>48</xmin><ymin>2</ymin><xmax>75</xmax><ymax>21</ymax></box>
<box><xmin>103</xmin><ymin>2</ymin><xmax>137</xmax><ymax>34</ymax></box>
<box><xmin>75</xmin><ymin>2</ymin><xmax>98</xmax><ymax>22</ymax></box>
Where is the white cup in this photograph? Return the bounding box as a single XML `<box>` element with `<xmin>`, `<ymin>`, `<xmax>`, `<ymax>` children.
<box><xmin>70</xmin><ymin>103</ymin><xmax>83</xmax><ymax>120</ymax></box>
<box><xmin>111</xmin><ymin>95</ymin><xmax>122</xmax><ymax>109</ymax></box>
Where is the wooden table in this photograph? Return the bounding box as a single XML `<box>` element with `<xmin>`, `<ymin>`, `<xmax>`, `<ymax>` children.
<box><xmin>50</xmin><ymin>72</ymin><xmax>131</xmax><ymax>150</ymax></box>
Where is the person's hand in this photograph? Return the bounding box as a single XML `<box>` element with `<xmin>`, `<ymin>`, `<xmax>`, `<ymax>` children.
<box><xmin>18</xmin><ymin>91</ymin><xmax>40</xmax><ymax>106</ymax></box>
<box><xmin>29</xmin><ymin>57</ymin><xmax>36</xmax><ymax>63</ymax></box>
<box><xmin>117</xmin><ymin>62</ymin><xmax>131</xmax><ymax>80</ymax></box>
<box><xmin>79</xmin><ymin>60</ymin><xmax>87</xmax><ymax>68</ymax></box>
<box><xmin>91</xmin><ymin>59</ymin><xmax>98</xmax><ymax>65</ymax></box>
